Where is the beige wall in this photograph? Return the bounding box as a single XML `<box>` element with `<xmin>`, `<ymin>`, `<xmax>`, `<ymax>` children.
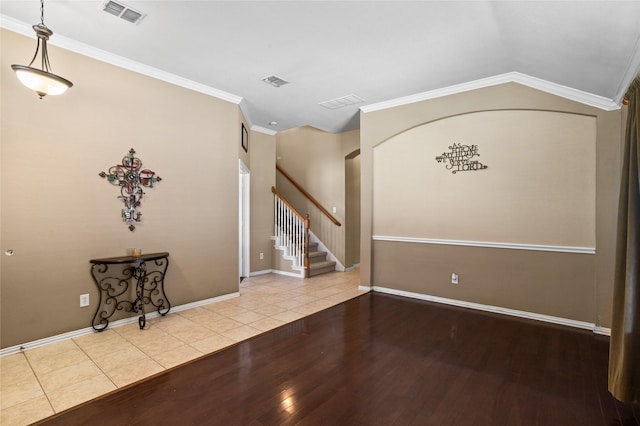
<box><xmin>1</xmin><ymin>29</ymin><xmax>241</xmax><ymax>348</ymax></box>
<box><xmin>361</xmin><ymin>83</ymin><xmax>622</xmax><ymax>328</ymax></box>
<box><xmin>249</xmin><ymin>130</ymin><xmax>276</xmax><ymax>273</ymax></box>
<box><xmin>373</xmin><ymin>110</ymin><xmax>596</xmax><ymax>248</ymax></box>
<box><xmin>275</xmin><ymin>126</ymin><xmax>359</xmax><ymax>266</ymax></box>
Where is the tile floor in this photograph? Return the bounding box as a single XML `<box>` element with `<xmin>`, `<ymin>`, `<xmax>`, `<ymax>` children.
<box><xmin>0</xmin><ymin>269</ymin><xmax>366</xmax><ymax>425</ymax></box>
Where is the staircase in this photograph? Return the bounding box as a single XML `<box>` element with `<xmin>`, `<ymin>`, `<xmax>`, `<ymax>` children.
<box><xmin>308</xmin><ymin>242</ymin><xmax>336</xmax><ymax>277</ymax></box>
<box><xmin>272</xmin><ymin>186</ymin><xmax>336</xmax><ymax>278</ymax></box>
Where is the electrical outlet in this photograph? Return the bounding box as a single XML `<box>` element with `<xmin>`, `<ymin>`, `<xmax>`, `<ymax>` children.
<box><xmin>260</xmin><ymin>252</ymin><xmax>264</xmax><ymax>260</ymax></box>
<box><xmin>451</xmin><ymin>273</ymin><xmax>459</xmax><ymax>285</ymax></box>
<box><xmin>80</xmin><ymin>293</ymin><xmax>90</xmax><ymax>307</ymax></box>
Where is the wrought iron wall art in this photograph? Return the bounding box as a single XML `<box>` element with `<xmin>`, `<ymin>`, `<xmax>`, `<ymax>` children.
<box><xmin>99</xmin><ymin>148</ymin><xmax>162</xmax><ymax>231</ymax></box>
<box><xmin>435</xmin><ymin>143</ymin><xmax>488</xmax><ymax>174</ymax></box>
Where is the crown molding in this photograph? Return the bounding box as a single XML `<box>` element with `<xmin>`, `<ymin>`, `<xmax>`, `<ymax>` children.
<box><xmin>1</xmin><ymin>14</ymin><xmax>242</xmax><ymax>105</ymax></box>
<box><xmin>360</xmin><ymin>72</ymin><xmax>620</xmax><ymax>114</ymax></box>
<box><xmin>251</xmin><ymin>126</ymin><xmax>277</xmax><ymax>136</ymax></box>
<box><xmin>239</xmin><ymin>100</ymin><xmax>278</xmax><ymax>135</ymax></box>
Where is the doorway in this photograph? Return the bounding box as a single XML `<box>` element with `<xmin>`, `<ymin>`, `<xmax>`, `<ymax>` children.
<box><xmin>345</xmin><ymin>149</ymin><xmax>361</xmax><ymax>268</ymax></box>
<box><xmin>239</xmin><ymin>160</ymin><xmax>250</xmax><ymax>280</ymax></box>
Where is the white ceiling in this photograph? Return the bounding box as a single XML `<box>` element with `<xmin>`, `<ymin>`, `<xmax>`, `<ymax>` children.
<box><xmin>2</xmin><ymin>1</ymin><xmax>640</xmax><ymax>134</ymax></box>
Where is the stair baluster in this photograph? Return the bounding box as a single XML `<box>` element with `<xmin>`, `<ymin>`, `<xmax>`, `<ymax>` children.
<box><xmin>272</xmin><ymin>187</ymin><xmax>308</xmax><ymax>275</ymax></box>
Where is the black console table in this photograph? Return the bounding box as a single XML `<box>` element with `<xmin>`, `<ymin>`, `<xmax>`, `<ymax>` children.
<box><xmin>89</xmin><ymin>252</ymin><xmax>171</xmax><ymax>331</ymax></box>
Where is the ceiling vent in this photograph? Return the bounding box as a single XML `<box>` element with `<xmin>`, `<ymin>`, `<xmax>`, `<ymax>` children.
<box><xmin>102</xmin><ymin>1</ymin><xmax>146</xmax><ymax>24</ymax></box>
<box><xmin>319</xmin><ymin>94</ymin><xmax>364</xmax><ymax>110</ymax></box>
<box><xmin>261</xmin><ymin>75</ymin><xmax>289</xmax><ymax>88</ymax></box>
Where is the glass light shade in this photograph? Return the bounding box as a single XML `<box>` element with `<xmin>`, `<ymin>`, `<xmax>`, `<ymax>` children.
<box><xmin>11</xmin><ymin>64</ymin><xmax>73</xmax><ymax>98</ymax></box>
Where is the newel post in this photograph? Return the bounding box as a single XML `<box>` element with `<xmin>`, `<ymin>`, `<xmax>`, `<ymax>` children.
<box><xmin>304</xmin><ymin>214</ymin><xmax>310</xmax><ymax>278</ymax></box>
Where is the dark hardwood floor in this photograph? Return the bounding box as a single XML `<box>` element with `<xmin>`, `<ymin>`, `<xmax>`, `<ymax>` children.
<box><xmin>36</xmin><ymin>292</ymin><xmax>640</xmax><ymax>425</ymax></box>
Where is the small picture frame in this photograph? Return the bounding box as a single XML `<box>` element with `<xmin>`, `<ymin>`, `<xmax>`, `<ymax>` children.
<box><xmin>241</xmin><ymin>124</ymin><xmax>248</xmax><ymax>152</ymax></box>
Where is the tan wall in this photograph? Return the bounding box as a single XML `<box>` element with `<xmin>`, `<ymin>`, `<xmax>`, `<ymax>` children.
<box><xmin>1</xmin><ymin>29</ymin><xmax>241</xmax><ymax>348</ymax></box>
<box><xmin>270</xmin><ymin>246</ymin><xmax>298</xmax><ymax>275</ymax></box>
<box><xmin>249</xmin><ymin>130</ymin><xmax>276</xmax><ymax>273</ymax></box>
<box><xmin>360</xmin><ymin>83</ymin><xmax>622</xmax><ymax>327</ymax></box>
<box><xmin>373</xmin><ymin>242</ymin><xmax>596</xmax><ymax>321</ymax></box>
<box><xmin>275</xmin><ymin>127</ymin><xmax>359</xmax><ymax>266</ymax></box>
<box><xmin>373</xmin><ymin>110</ymin><xmax>596</xmax><ymax>248</ymax></box>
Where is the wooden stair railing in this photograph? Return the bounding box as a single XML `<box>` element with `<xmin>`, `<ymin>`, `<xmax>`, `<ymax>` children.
<box><xmin>272</xmin><ymin>187</ymin><xmax>310</xmax><ymax>278</ymax></box>
<box><xmin>276</xmin><ymin>164</ymin><xmax>342</xmax><ymax>227</ymax></box>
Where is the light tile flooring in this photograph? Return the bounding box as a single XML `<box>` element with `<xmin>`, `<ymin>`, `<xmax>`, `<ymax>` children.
<box><xmin>0</xmin><ymin>269</ymin><xmax>365</xmax><ymax>425</ymax></box>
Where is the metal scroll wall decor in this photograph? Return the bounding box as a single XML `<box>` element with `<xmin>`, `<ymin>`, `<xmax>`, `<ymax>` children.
<box><xmin>435</xmin><ymin>143</ymin><xmax>488</xmax><ymax>174</ymax></box>
<box><xmin>99</xmin><ymin>148</ymin><xmax>162</xmax><ymax>231</ymax></box>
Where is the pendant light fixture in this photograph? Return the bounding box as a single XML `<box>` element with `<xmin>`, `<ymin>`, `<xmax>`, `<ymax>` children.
<box><xmin>11</xmin><ymin>0</ymin><xmax>73</xmax><ymax>99</ymax></box>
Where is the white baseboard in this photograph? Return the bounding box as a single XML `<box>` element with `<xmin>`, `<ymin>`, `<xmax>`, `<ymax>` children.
<box><xmin>345</xmin><ymin>263</ymin><xmax>361</xmax><ymax>272</ymax></box>
<box><xmin>249</xmin><ymin>269</ymin><xmax>273</xmax><ymax>277</ymax></box>
<box><xmin>593</xmin><ymin>326</ymin><xmax>612</xmax><ymax>336</ymax></box>
<box><xmin>271</xmin><ymin>269</ymin><xmax>305</xmax><ymax>278</ymax></box>
<box><xmin>250</xmin><ymin>269</ymin><xmax>304</xmax><ymax>278</ymax></box>
<box><xmin>2</xmin><ymin>285</ymin><xmax>610</xmax><ymax>358</ymax></box>
<box><xmin>372</xmin><ymin>286</ymin><xmax>606</xmax><ymax>334</ymax></box>
<box><xmin>0</xmin><ymin>292</ymin><xmax>240</xmax><ymax>357</ymax></box>
<box><xmin>169</xmin><ymin>293</ymin><xmax>240</xmax><ymax>313</ymax></box>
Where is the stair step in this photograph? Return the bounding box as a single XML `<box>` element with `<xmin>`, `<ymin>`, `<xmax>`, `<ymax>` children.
<box><xmin>309</xmin><ymin>260</ymin><xmax>336</xmax><ymax>277</ymax></box>
<box><xmin>308</xmin><ymin>251</ymin><xmax>327</xmax><ymax>263</ymax></box>
<box><xmin>275</xmin><ymin>240</ymin><xmax>318</xmax><ymax>250</ymax></box>
<box><xmin>272</xmin><ymin>235</ymin><xmax>333</xmax><ymax>277</ymax></box>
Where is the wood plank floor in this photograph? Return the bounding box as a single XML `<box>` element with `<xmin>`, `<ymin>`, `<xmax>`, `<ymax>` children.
<box><xmin>36</xmin><ymin>292</ymin><xmax>640</xmax><ymax>425</ymax></box>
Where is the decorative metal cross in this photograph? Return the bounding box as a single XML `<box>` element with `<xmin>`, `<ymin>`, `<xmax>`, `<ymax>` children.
<box><xmin>99</xmin><ymin>148</ymin><xmax>162</xmax><ymax>231</ymax></box>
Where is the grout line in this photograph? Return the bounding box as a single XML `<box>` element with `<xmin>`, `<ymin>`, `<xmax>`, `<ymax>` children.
<box><xmin>7</xmin><ymin>270</ymin><xmax>362</xmax><ymax>423</ymax></box>
<box><xmin>20</xmin><ymin>350</ymin><xmax>57</xmax><ymax>415</ymax></box>
<box><xmin>71</xmin><ymin>339</ymin><xmax>120</xmax><ymax>393</ymax></box>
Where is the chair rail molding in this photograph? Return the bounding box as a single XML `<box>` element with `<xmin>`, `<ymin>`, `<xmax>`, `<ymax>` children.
<box><xmin>372</xmin><ymin>235</ymin><xmax>596</xmax><ymax>255</ymax></box>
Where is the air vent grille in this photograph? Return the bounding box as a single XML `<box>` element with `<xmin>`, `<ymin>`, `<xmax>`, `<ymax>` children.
<box><xmin>121</xmin><ymin>8</ymin><xmax>143</xmax><ymax>23</ymax></box>
<box><xmin>261</xmin><ymin>75</ymin><xmax>289</xmax><ymax>88</ymax></box>
<box><xmin>102</xmin><ymin>1</ymin><xmax>145</xmax><ymax>24</ymax></box>
<box><xmin>319</xmin><ymin>94</ymin><xmax>364</xmax><ymax>109</ymax></box>
<box><xmin>103</xmin><ymin>1</ymin><xmax>124</xmax><ymax>16</ymax></box>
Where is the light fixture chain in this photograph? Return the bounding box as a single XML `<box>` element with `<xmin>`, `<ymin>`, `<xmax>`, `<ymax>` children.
<box><xmin>40</xmin><ymin>0</ymin><xmax>45</xmax><ymax>25</ymax></box>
